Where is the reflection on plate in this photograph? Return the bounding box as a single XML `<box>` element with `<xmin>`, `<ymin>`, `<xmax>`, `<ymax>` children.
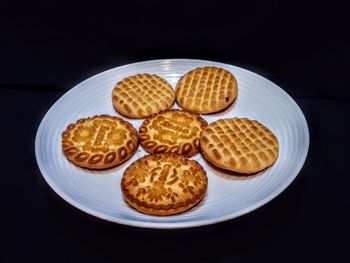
<box><xmin>35</xmin><ymin>59</ymin><xmax>309</xmax><ymax>229</ymax></box>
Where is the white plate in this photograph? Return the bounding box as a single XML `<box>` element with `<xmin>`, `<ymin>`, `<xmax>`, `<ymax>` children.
<box><xmin>35</xmin><ymin>59</ymin><xmax>309</xmax><ymax>229</ymax></box>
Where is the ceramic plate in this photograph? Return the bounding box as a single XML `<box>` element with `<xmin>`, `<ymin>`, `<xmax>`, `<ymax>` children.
<box><xmin>35</xmin><ymin>59</ymin><xmax>309</xmax><ymax>228</ymax></box>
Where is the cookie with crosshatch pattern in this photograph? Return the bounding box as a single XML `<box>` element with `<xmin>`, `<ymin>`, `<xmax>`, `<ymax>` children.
<box><xmin>139</xmin><ymin>109</ymin><xmax>208</xmax><ymax>157</ymax></box>
<box><xmin>121</xmin><ymin>154</ymin><xmax>208</xmax><ymax>216</ymax></box>
<box><xmin>112</xmin><ymin>73</ymin><xmax>175</xmax><ymax>118</ymax></box>
<box><xmin>175</xmin><ymin>66</ymin><xmax>238</xmax><ymax>114</ymax></box>
<box><xmin>62</xmin><ymin>115</ymin><xmax>138</xmax><ymax>169</ymax></box>
<box><xmin>200</xmin><ymin>118</ymin><xmax>279</xmax><ymax>174</ymax></box>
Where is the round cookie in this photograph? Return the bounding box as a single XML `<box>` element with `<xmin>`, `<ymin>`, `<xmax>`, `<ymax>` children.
<box><xmin>139</xmin><ymin>109</ymin><xmax>208</xmax><ymax>157</ymax></box>
<box><xmin>62</xmin><ymin>115</ymin><xmax>138</xmax><ymax>169</ymax></box>
<box><xmin>200</xmin><ymin>118</ymin><xmax>279</xmax><ymax>174</ymax></box>
<box><xmin>121</xmin><ymin>154</ymin><xmax>208</xmax><ymax>216</ymax></box>
<box><xmin>112</xmin><ymin>73</ymin><xmax>175</xmax><ymax>119</ymax></box>
<box><xmin>175</xmin><ymin>66</ymin><xmax>238</xmax><ymax>114</ymax></box>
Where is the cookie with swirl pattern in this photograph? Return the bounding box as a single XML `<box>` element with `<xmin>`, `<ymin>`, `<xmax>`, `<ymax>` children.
<box><xmin>139</xmin><ymin>109</ymin><xmax>208</xmax><ymax>157</ymax></box>
<box><xmin>62</xmin><ymin>115</ymin><xmax>138</xmax><ymax>169</ymax></box>
<box><xmin>121</xmin><ymin>154</ymin><xmax>208</xmax><ymax>216</ymax></box>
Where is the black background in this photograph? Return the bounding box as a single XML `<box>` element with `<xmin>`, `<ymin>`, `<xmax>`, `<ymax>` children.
<box><xmin>1</xmin><ymin>0</ymin><xmax>350</xmax><ymax>262</ymax></box>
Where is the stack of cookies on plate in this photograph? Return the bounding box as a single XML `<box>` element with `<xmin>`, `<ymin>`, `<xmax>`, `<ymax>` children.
<box><xmin>61</xmin><ymin>66</ymin><xmax>279</xmax><ymax>216</ymax></box>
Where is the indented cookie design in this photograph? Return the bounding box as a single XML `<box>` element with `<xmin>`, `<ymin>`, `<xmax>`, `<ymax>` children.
<box><xmin>175</xmin><ymin>66</ymin><xmax>238</xmax><ymax>114</ymax></box>
<box><xmin>200</xmin><ymin>118</ymin><xmax>279</xmax><ymax>174</ymax></box>
<box><xmin>121</xmin><ymin>154</ymin><xmax>208</xmax><ymax>216</ymax></box>
<box><xmin>139</xmin><ymin>109</ymin><xmax>208</xmax><ymax>157</ymax></box>
<box><xmin>61</xmin><ymin>115</ymin><xmax>139</xmax><ymax>169</ymax></box>
<box><xmin>112</xmin><ymin>73</ymin><xmax>175</xmax><ymax>119</ymax></box>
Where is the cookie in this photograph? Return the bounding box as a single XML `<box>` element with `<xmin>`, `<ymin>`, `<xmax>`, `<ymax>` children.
<box><xmin>112</xmin><ymin>73</ymin><xmax>175</xmax><ymax>118</ymax></box>
<box><xmin>139</xmin><ymin>109</ymin><xmax>208</xmax><ymax>157</ymax></box>
<box><xmin>121</xmin><ymin>154</ymin><xmax>208</xmax><ymax>216</ymax></box>
<box><xmin>200</xmin><ymin>118</ymin><xmax>279</xmax><ymax>174</ymax></box>
<box><xmin>175</xmin><ymin>66</ymin><xmax>238</xmax><ymax>114</ymax></box>
<box><xmin>62</xmin><ymin>115</ymin><xmax>138</xmax><ymax>169</ymax></box>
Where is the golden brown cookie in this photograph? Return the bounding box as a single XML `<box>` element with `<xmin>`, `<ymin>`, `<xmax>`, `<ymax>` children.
<box><xmin>121</xmin><ymin>154</ymin><xmax>208</xmax><ymax>216</ymax></box>
<box><xmin>139</xmin><ymin>109</ymin><xmax>208</xmax><ymax>157</ymax></box>
<box><xmin>175</xmin><ymin>66</ymin><xmax>238</xmax><ymax>114</ymax></box>
<box><xmin>62</xmin><ymin>115</ymin><xmax>138</xmax><ymax>169</ymax></box>
<box><xmin>200</xmin><ymin>118</ymin><xmax>279</xmax><ymax>174</ymax></box>
<box><xmin>112</xmin><ymin>73</ymin><xmax>175</xmax><ymax>118</ymax></box>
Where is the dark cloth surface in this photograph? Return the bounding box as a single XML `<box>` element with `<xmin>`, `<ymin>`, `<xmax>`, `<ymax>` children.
<box><xmin>1</xmin><ymin>1</ymin><xmax>349</xmax><ymax>262</ymax></box>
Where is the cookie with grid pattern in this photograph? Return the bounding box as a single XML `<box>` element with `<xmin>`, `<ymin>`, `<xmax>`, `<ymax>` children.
<box><xmin>200</xmin><ymin>118</ymin><xmax>279</xmax><ymax>174</ymax></box>
<box><xmin>139</xmin><ymin>109</ymin><xmax>208</xmax><ymax>157</ymax></box>
<box><xmin>62</xmin><ymin>115</ymin><xmax>138</xmax><ymax>169</ymax></box>
<box><xmin>112</xmin><ymin>73</ymin><xmax>175</xmax><ymax>118</ymax></box>
<box><xmin>175</xmin><ymin>66</ymin><xmax>238</xmax><ymax>114</ymax></box>
<box><xmin>121</xmin><ymin>154</ymin><xmax>208</xmax><ymax>216</ymax></box>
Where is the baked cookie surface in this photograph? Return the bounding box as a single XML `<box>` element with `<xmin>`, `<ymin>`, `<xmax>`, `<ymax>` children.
<box><xmin>175</xmin><ymin>66</ymin><xmax>238</xmax><ymax>114</ymax></box>
<box><xmin>62</xmin><ymin>115</ymin><xmax>138</xmax><ymax>169</ymax></box>
<box><xmin>112</xmin><ymin>73</ymin><xmax>175</xmax><ymax>118</ymax></box>
<box><xmin>139</xmin><ymin>109</ymin><xmax>208</xmax><ymax>157</ymax></box>
<box><xmin>121</xmin><ymin>154</ymin><xmax>208</xmax><ymax>216</ymax></box>
<box><xmin>200</xmin><ymin>118</ymin><xmax>279</xmax><ymax>174</ymax></box>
